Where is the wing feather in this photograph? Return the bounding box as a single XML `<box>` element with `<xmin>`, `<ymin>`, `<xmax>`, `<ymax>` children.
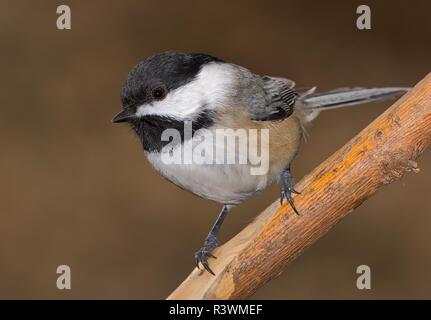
<box><xmin>252</xmin><ymin>76</ymin><xmax>298</xmax><ymax>121</ymax></box>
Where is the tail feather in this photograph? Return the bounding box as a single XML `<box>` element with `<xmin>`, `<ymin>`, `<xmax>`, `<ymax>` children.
<box><xmin>299</xmin><ymin>87</ymin><xmax>410</xmax><ymax>111</ymax></box>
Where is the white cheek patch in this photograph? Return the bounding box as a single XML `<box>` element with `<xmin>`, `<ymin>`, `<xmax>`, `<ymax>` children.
<box><xmin>135</xmin><ymin>62</ymin><xmax>236</xmax><ymax>119</ymax></box>
<box><xmin>136</xmin><ymin>82</ymin><xmax>205</xmax><ymax>119</ymax></box>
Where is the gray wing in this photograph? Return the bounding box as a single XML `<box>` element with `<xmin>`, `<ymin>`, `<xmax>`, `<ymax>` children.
<box><xmin>248</xmin><ymin>75</ymin><xmax>298</xmax><ymax>121</ymax></box>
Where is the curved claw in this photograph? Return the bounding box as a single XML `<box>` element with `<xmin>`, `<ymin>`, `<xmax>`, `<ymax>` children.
<box><xmin>194</xmin><ymin>234</ymin><xmax>219</xmax><ymax>275</ymax></box>
<box><xmin>280</xmin><ymin>167</ymin><xmax>301</xmax><ymax>215</ymax></box>
<box><xmin>195</xmin><ymin>250</ymin><xmax>216</xmax><ymax>275</ymax></box>
<box><xmin>285</xmin><ymin>191</ymin><xmax>300</xmax><ymax>215</ymax></box>
<box><xmin>280</xmin><ymin>187</ymin><xmax>300</xmax><ymax>215</ymax></box>
<box><xmin>291</xmin><ymin>188</ymin><xmax>301</xmax><ymax>195</ymax></box>
<box><xmin>208</xmin><ymin>252</ymin><xmax>217</xmax><ymax>259</ymax></box>
<box><xmin>280</xmin><ymin>191</ymin><xmax>300</xmax><ymax>216</ymax></box>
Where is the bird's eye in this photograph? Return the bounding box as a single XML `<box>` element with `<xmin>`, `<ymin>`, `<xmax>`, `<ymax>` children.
<box><xmin>152</xmin><ymin>87</ymin><xmax>166</xmax><ymax>100</ymax></box>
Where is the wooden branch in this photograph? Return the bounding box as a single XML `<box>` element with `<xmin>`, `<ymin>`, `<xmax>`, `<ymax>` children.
<box><xmin>168</xmin><ymin>73</ymin><xmax>431</xmax><ymax>300</ymax></box>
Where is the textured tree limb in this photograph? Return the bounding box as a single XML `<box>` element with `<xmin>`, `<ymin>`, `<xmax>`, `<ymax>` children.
<box><xmin>168</xmin><ymin>73</ymin><xmax>431</xmax><ymax>300</ymax></box>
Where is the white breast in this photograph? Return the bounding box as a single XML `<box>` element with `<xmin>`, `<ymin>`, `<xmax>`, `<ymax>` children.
<box><xmin>145</xmin><ymin>129</ymin><xmax>271</xmax><ymax>205</ymax></box>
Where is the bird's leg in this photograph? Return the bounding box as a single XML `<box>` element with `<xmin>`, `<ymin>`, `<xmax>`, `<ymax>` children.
<box><xmin>280</xmin><ymin>165</ymin><xmax>301</xmax><ymax>215</ymax></box>
<box><xmin>195</xmin><ymin>205</ymin><xmax>231</xmax><ymax>275</ymax></box>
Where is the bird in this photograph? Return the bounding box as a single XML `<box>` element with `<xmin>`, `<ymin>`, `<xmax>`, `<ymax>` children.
<box><xmin>112</xmin><ymin>51</ymin><xmax>409</xmax><ymax>275</ymax></box>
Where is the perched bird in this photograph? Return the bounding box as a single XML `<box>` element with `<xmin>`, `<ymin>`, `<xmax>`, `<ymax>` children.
<box><xmin>112</xmin><ymin>51</ymin><xmax>408</xmax><ymax>274</ymax></box>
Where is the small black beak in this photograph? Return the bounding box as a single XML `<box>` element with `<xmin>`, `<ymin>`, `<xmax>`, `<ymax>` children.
<box><xmin>112</xmin><ymin>110</ymin><xmax>135</xmax><ymax>123</ymax></box>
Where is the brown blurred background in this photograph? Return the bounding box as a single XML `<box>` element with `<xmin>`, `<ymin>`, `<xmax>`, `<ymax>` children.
<box><xmin>0</xmin><ymin>0</ymin><xmax>430</xmax><ymax>299</ymax></box>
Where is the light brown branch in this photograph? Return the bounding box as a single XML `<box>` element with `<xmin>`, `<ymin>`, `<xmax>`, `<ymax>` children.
<box><xmin>168</xmin><ymin>73</ymin><xmax>431</xmax><ymax>300</ymax></box>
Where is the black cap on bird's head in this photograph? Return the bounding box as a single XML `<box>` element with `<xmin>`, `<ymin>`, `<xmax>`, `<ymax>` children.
<box><xmin>112</xmin><ymin>51</ymin><xmax>223</xmax><ymax>123</ymax></box>
<box><xmin>112</xmin><ymin>51</ymin><xmax>224</xmax><ymax>152</ymax></box>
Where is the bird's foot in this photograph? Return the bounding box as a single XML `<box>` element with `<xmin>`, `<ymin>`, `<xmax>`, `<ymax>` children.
<box><xmin>195</xmin><ymin>234</ymin><xmax>219</xmax><ymax>275</ymax></box>
<box><xmin>280</xmin><ymin>168</ymin><xmax>301</xmax><ymax>215</ymax></box>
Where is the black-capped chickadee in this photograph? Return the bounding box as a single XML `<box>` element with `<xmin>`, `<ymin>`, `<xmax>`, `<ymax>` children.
<box><xmin>112</xmin><ymin>51</ymin><xmax>408</xmax><ymax>274</ymax></box>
